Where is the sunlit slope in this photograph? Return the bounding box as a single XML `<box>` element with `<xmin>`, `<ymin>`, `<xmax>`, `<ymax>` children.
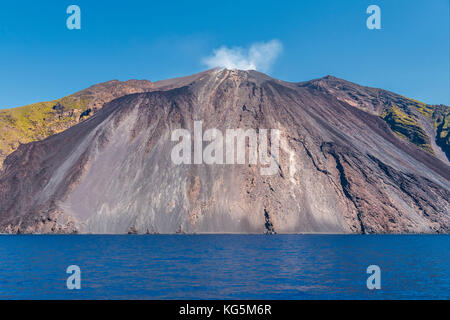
<box><xmin>299</xmin><ymin>76</ymin><xmax>450</xmax><ymax>163</ymax></box>
<box><xmin>0</xmin><ymin>79</ymin><xmax>154</xmax><ymax>168</ymax></box>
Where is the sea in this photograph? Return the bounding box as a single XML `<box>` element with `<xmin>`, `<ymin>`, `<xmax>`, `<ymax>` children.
<box><xmin>0</xmin><ymin>234</ymin><xmax>448</xmax><ymax>299</ymax></box>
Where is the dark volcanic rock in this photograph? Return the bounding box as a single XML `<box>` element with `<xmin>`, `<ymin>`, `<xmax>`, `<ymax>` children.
<box><xmin>0</xmin><ymin>69</ymin><xmax>449</xmax><ymax>234</ymax></box>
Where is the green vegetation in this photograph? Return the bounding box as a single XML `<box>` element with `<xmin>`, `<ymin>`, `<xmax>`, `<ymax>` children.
<box><xmin>435</xmin><ymin>112</ymin><xmax>450</xmax><ymax>159</ymax></box>
<box><xmin>439</xmin><ymin>114</ymin><xmax>450</xmax><ymax>139</ymax></box>
<box><xmin>381</xmin><ymin>105</ymin><xmax>434</xmax><ymax>154</ymax></box>
<box><xmin>407</xmin><ymin>98</ymin><xmax>450</xmax><ymax>160</ymax></box>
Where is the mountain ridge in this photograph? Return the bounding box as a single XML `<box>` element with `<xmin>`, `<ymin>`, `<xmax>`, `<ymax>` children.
<box><xmin>1</xmin><ymin>70</ymin><xmax>448</xmax><ymax>169</ymax></box>
<box><xmin>0</xmin><ymin>78</ymin><xmax>155</xmax><ymax>168</ymax></box>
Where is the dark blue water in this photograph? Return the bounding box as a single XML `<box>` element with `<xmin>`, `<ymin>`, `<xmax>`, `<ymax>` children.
<box><xmin>0</xmin><ymin>235</ymin><xmax>448</xmax><ymax>299</ymax></box>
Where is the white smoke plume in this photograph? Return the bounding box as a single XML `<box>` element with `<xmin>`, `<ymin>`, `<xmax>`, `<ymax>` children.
<box><xmin>202</xmin><ymin>39</ymin><xmax>283</xmax><ymax>72</ymax></box>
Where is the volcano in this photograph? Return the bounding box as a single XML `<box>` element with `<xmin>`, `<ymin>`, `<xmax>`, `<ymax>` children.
<box><xmin>0</xmin><ymin>69</ymin><xmax>449</xmax><ymax>234</ymax></box>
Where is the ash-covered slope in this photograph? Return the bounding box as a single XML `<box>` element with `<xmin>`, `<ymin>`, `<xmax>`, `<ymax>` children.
<box><xmin>0</xmin><ymin>69</ymin><xmax>449</xmax><ymax>234</ymax></box>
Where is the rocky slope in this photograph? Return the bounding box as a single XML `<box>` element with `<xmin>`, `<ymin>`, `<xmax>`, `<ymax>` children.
<box><xmin>0</xmin><ymin>79</ymin><xmax>155</xmax><ymax>169</ymax></box>
<box><xmin>300</xmin><ymin>76</ymin><xmax>450</xmax><ymax>162</ymax></box>
<box><xmin>0</xmin><ymin>69</ymin><xmax>449</xmax><ymax>234</ymax></box>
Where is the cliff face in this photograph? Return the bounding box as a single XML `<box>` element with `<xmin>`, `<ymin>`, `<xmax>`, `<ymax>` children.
<box><xmin>0</xmin><ymin>69</ymin><xmax>449</xmax><ymax>234</ymax></box>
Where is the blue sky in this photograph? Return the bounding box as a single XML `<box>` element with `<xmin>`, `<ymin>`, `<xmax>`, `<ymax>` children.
<box><xmin>0</xmin><ymin>0</ymin><xmax>448</xmax><ymax>108</ymax></box>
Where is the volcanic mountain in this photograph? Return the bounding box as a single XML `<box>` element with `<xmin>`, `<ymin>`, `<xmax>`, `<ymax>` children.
<box><xmin>0</xmin><ymin>69</ymin><xmax>449</xmax><ymax>234</ymax></box>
